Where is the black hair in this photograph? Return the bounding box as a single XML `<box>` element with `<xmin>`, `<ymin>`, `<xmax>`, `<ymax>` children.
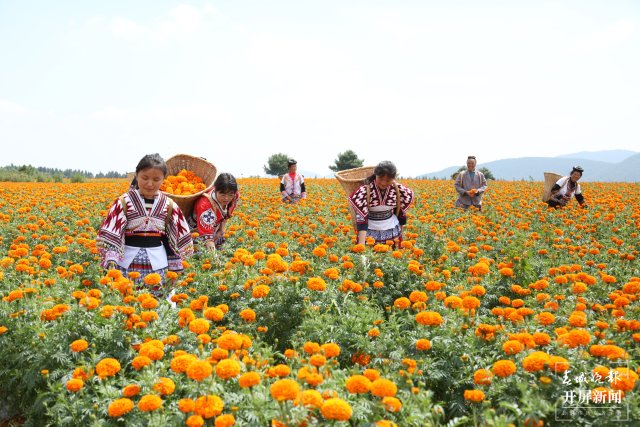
<box><xmin>214</xmin><ymin>173</ymin><xmax>238</xmax><ymax>194</ymax></box>
<box><xmin>467</xmin><ymin>155</ymin><xmax>476</xmax><ymax>161</ymax></box>
<box><xmin>130</xmin><ymin>153</ymin><xmax>167</xmax><ymax>188</ymax></box>
<box><xmin>571</xmin><ymin>166</ymin><xmax>584</xmax><ymax>176</ymax></box>
<box><xmin>288</xmin><ymin>158</ymin><xmax>297</xmax><ymax>166</ymax></box>
<box><xmin>365</xmin><ymin>161</ymin><xmax>397</xmax><ymax>183</ymax></box>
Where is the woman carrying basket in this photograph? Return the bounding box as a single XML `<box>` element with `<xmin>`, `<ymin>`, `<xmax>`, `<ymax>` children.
<box><xmin>547</xmin><ymin>166</ymin><xmax>587</xmax><ymax>208</ymax></box>
<box><xmin>349</xmin><ymin>161</ymin><xmax>414</xmax><ymax>246</ymax></box>
<box><xmin>97</xmin><ymin>153</ymin><xmax>194</xmax><ymax>296</ymax></box>
<box><xmin>189</xmin><ymin>173</ymin><xmax>240</xmax><ymax>251</ymax></box>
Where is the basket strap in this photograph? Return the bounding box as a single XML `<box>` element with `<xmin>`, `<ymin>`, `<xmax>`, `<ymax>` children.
<box><xmin>393</xmin><ymin>182</ymin><xmax>401</xmax><ymax>217</ymax></box>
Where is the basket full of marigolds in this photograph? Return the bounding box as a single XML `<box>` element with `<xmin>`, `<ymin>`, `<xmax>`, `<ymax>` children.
<box><xmin>160</xmin><ymin>154</ymin><xmax>217</xmax><ymax>216</ymax></box>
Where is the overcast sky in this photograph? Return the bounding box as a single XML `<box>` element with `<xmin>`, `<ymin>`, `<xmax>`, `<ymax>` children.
<box><xmin>1</xmin><ymin>0</ymin><xmax>638</xmax><ymax>177</ymax></box>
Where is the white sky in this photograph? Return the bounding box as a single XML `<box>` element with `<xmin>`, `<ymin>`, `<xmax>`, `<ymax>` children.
<box><xmin>1</xmin><ymin>0</ymin><xmax>639</xmax><ymax>177</ymax></box>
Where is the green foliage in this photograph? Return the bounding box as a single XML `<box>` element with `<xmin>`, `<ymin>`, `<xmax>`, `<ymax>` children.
<box><xmin>451</xmin><ymin>166</ymin><xmax>495</xmax><ymax>180</ymax></box>
<box><xmin>328</xmin><ymin>149</ymin><xmax>364</xmax><ymax>172</ymax></box>
<box><xmin>263</xmin><ymin>153</ymin><xmax>290</xmax><ymax>176</ymax></box>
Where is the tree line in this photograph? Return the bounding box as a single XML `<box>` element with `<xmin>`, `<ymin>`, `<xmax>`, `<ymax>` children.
<box><xmin>0</xmin><ymin>164</ymin><xmax>126</xmax><ymax>183</ymax></box>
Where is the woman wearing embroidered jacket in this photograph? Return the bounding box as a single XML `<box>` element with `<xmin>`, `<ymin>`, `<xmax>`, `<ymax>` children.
<box><xmin>455</xmin><ymin>155</ymin><xmax>488</xmax><ymax>210</ymax></box>
<box><xmin>97</xmin><ymin>154</ymin><xmax>194</xmax><ymax>295</ymax></box>
<box><xmin>280</xmin><ymin>159</ymin><xmax>307</xmax><ymax>203</ymax></box>
<box><xmin>349</xmin><ymin>161</ymin><xmax>414</xmax><ymax>246</ymax></box>
<box><xmin>547</xmin><ymin>166</ymin><xmax>587</xmax><ymax>208</ymax></box>
<box><xmin>189</xmin><ymin>173</ymin><xmax>240</xmax><ymax>251</ymax></box>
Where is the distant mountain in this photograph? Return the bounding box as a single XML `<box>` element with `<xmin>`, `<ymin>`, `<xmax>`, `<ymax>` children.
<box><xmin>420</xmin><ymin>150</ymin><xmax>640</xmax><ymax>182</ymax></box>
<box><xmin>557</xmin><ymin>150</ymin><xmax>637</xmax><ymax>163</ymax></box>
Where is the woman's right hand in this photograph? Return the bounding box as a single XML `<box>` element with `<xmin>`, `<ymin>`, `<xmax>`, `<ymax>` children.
<box><xmin>106</xmin><ymin>261</ymin><xmax>117</xmax><ymax>270</ymax></box>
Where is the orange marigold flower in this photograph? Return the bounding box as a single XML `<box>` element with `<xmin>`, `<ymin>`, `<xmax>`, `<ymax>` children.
<box><xmin>108</xmin><ymin>398</ymin><xmax>134</xmax><ymax>417</ymax></box>
<box><xmin>131</xmin><ymin>355</ymin><xmax>153</xmax><ymax>371</ymax></box>
<box><xmin>320</xmin><ymin>398</ymin><xmax>352</xmax><ymax>421</ymax></box>
<box><xmin>189</xmin><ymin>318</ymin><xmax>211</xmax><ymax>335</ymax></box>
<box><xmin>122</xmin><ymin>384</ymin><xmax>141</xmax><ymax>397</ymax></box>
<box><xmin>522</xmin><ymin>351</ymin><xmax>550</xmax><ymax>372</ymax></box>
<box><xmin>610</xmin><ymin>368</ymin><xmax>638</xmax><ymax>392</ymax></box>
<box><xmin>214</xmin><ymin>414</ymin><xmax>235</xmax><ymax>427</ymax></box>
<box><xmin>216</xmin><ymin>359</ymin><xmax>241</xmax><ymax>380</ymax></box>
<box><xmin>238</xmin><ymin>371</ymin><xmax>261</xmax><ymax>388</ymax></box>
<box><xmin>186</xmin><ymin>359</ymin><xmax>213</xmax><ymax>382</ymax></box>
<box><xmin>415</xmin><ymin>311</ymin><xmax>443</xmax><ymax>326</ymax></box>
<box><xmin>96</xmin><ymin>358</ymin><xmax>121</xmax><ymax>379</ymax></box>
<box><xmin>463</xmin><ymin>389</ymin><xmax>485</xmax><ymax>402</ymax></box>
<box><xmin>70</xmin><ymin>339</ymin><xmax>89</xmax><ymax>353</ymax></box>
<box><xmin>307</xmin><ymin>277</ymin><xmax>327</xmax><ymax>291</ymax></box>
<box><xmin>415</xmin><ymin>339</ymin><xmax>432</xmax><ymax>351</ymax></box>
<box><xmin>536</xmin><ymin>312</ymin><xmax>556</xmax><ymax>326</ymax></box>
<box><xmin>270</xmin><ymin>378</ymin><xmax>300</xmax><ymax>401</ymax></box>
<box><xmin>393</xmin><ymin>297</ymin><xmax>411</xmax><ymax>310</ymax></box>
<box><xmin>299</xmin><ymin>389</ymin><xmax>323</xmax><ymax>408</ymax></box>
<box><xmin>502</xmin><ymin>340</ymin><xmax>525</xmax><ymax>355</ymax></box>
<box><xmin>345</xmin><ymin>375</ymin><xmax>372</xmax><ymax>394</ymax></box>
<box><xmin>473</xmin><ymin>369</ymin><xmax>493</xmax><ymax>385</ymax></box>
<box><xmin>371</xmin><ymin>378</ymin><xmax>398</xmax><ymax>397</ymax></box>
<box><xmin>186</xmin><ymin>415</ymin><xmax>205</xmax><ymax>427</ymax></box>
<box><xmin>143</xmin><ymin>273</ymin><xmax>162</xmax><ymax>286</ymax></box>
<box><xmin>321</xmin><ymin>342</ymin><xmax>341</xmax><ymax>358</ymax></box>
<box><xmin>138</xmin><ymin>394</ymin><xmax>163</xmax><ymax>412</ymax></box>
<box><xmin>492</xmin><ymin>360</ymin><xmax>517</xmax><ymax>377</ymax></box>
<box><xmin>382</xmin><ymin>396</ymin><xmax>402</xmax><ymax>412</ymax></box>
<box><xmin>66</xmin><ymin>378</ymin><xmax>84</xmax><ymax>392</ymax></box>
<box><xmin>194</xmin><ymin>395</ymin><xmax>224</xmax><ymax>419</ymax></box>
<box><xmin>153</xmin><ymin>377</ymin><xmax>175</xmax><ymax>396</ymax></box>
<box><xmin>239</xmin><ymin>308</ymin><xmax>256</xmax><ymax>322</ymax></box>
<box><xmin>547</xmin><ymin>355</ymin><xmax>570</xmax><ymax>373</ymax></box>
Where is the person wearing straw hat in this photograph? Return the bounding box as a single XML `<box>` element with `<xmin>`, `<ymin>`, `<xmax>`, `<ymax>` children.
<box><xmin>189</xmin><ymin>173</ymin><xmax>240</xmax><ymax>251</ymax></box>
<box><xmin>454</xmin><ymin>155</ymin><xmax>488</xmax><ymax>211</ymax></box>
<box><xmin>349</xmin><ymin>161</ymin><xmax>414</xmax><ymax>246</ymax></box>
<box><xmin>97</xmin><ymin>153</ymin><xmax>194</xmax><ymax>297</ymax></box>
<box><xmin>546</xmin><ymin>166</ymin><xmax>587</xmax><ymax>208</ymax></box>
<box><xmin>280</xmin><ymin>158</ymin><xmax>307</xmax><ymax>203</ymax></box>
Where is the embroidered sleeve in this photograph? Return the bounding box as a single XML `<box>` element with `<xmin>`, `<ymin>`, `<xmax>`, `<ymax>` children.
<box><xmin>397</xmin><ymin>183</ymin><xmax>414</xmax><ymax>214</ymax></box>
<box><xmin>96</xmin><ymin>195</ymin><xmax>128</xmax><ymax>267</ymax></box>
<box><xmin>349</xmin><ymin>184</ymin><xmax>370</xmax><ymax>225</ymax></box>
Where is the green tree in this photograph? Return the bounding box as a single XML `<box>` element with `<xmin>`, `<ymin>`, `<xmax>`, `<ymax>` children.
<box><xmin>328</xmin><ymin>150</ymin><xmax>364</xmax><ymax>172</ymax></box>
<box><xmin>263</xmin><ymin>153</ymin><xmax>290</xmax><ymax>176</ymax></box>
<box><xmin>451</xmin><ymin>166</ymin><xmax>495</xmax><ymax>180</ymax></box>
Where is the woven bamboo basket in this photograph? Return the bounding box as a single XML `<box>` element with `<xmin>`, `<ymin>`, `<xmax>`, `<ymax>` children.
<box><xmin>126</xmin><ymin>172</ymin><xmax>135</xmax><ymax>186</ymax></box>
<box><xmin>335</xmin><ymin>166</ymin><xmax>375</xmax><ymax>232</ymax></box>
<box><xmin>542</xmin><ymin>172</ymin><xmax>562</xmax><ymax>202</ymax></box>
<box><xmin>163</xmin><ymin>154</ymin><xmax>217</xmax><ymax>217</ymax></box>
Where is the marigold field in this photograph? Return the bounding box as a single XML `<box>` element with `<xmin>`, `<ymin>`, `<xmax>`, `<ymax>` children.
<box><xmin>0</xmin><ymin>178</ymin><xmax>639</xmax><ymax>427</ymax></box>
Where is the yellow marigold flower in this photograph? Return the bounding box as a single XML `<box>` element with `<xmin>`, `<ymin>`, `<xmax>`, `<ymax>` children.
<box><xmin>464</xmin><ymin>389</ymin><xmax>485</xmax><ymax>402</ymax></box>
<box><xmin>108</xmin><ymin>398</ymin><xmax>134</xmax><ymax>417</ymax></box>
<box><xmin>371</xmin><ymin>378</ymin><xmax>398</xmax><ymax>397</ymax></box>
<box><xmin>66</xmin><ymin>378</ymin><xmax>84</xmax><ymax>392</ymax></box>
<box><xmin>194</xmin><ymin>395</ymin><xmax>224</xmax><ymax>419</ymax></box>
<box><xmin>216</xmin><ymin>359</ymin><xmax>241</xmax><ymax>380</ymax></box>
<box><xmin>270</xmin><ymin>378</ymin><xmax>300</xmax><ymax>401</ymax></box>
<box><xmin>70</xmin><ymin>339</ymin><xmax>88</xmax><ymax>353</ymax></box>
<box><xmin>239</xmin><ymin>371</ymin><xmax>261</xmax><ymax>388</ymax></box>
<box><xmin>138</xmin><ymin>394</ymin><xmax>163</xmax><ymax>412</ymax></box>
<box><xmin>186</xmin><ymin>359</ymin><xmax>213</xmax><ymax>382</ymax></box>
<box><xmin>321</xmin><ymin>398</ymin><xmax>352</xmax><ymax>421</ymax></box>
<box><xmin>96</xmin><ymin>358</ymin><xmax>121</xmax><ymax>379</ymax></box>
<box><xmin>153</xmin><ymin>377</ymin><xmax>176</xmax><ymax>396</ymax></box>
